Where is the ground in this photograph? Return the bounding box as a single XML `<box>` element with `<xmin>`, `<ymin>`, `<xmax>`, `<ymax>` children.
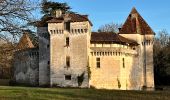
<box><xmin>0</xmin><ymin>86</ymin><xmax>170</xmax><ymax>100</ymax></box>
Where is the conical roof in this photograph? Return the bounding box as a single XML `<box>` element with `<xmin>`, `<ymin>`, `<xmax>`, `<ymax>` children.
<box><xmin>119</xmin><ymin>7</ymin><xmax>155</xmax><ymax>35</ymax></box>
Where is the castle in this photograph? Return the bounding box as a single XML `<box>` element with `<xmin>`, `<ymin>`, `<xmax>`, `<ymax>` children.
<box><xmin>13</xmin><ymin>8</ymin><xmax>155</xmax><ymax>90</ymax></box>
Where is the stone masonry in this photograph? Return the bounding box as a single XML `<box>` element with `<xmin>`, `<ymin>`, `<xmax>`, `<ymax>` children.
<box><xmin>13</xmin><ymin>7</ymin><xmax>155</xmax><ymax>90</ymax></box>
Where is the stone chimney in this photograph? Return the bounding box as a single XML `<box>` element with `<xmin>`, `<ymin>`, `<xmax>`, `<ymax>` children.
<box><xmin>55</xmin><ymin>9</ymin><xmax>62</xmax><ymax>18</ymax></box>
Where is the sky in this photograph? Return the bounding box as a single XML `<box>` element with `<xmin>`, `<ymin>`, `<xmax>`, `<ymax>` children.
<box><xmin>50</xmin><ymin>0</ymin><xmax>170</xmax><ymax>34</ymax></box>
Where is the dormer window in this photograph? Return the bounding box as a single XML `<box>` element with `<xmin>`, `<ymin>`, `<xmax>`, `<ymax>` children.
<box><xmin>64</xmin><ymin>22</ymin><xmax>70</xmax><ymax>31</ymax></box>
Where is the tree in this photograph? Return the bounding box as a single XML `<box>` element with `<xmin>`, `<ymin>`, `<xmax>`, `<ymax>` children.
<box><xmin>33</xmin><ymin>0</ymin><xmax>72</xmax><ymax>27</ymax></box>
<box><xmin>41</xmin><ymin>0</ymin><xmax>71</xmax><ymax>16</ymax></box>
<box><xmin>0</xmin><ymin>0</ymin><xmax>39</xmax><ymax>41</ymax></box>
<box><xmin>0</xmin><ymin>41</ymin><xmax>15</xmax><ymax>79</ymax></box>
<box><xmin>154</xmin><ymin>29</ymin><xmax>170</xmax><ymax>86</ymax></box>
<box><xmin>98</xmin><ymin>22</ymin><xmax>122</xmax><ymax>33</ymax></box>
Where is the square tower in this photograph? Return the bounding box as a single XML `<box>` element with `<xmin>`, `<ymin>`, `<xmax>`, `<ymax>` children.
<box><xmin>48</xmin><ymin>10</ymin><xmax>92</xmax><ymax>87</ymax></box>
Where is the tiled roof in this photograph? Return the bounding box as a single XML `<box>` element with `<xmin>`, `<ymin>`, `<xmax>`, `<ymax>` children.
<box><xmin>91</xmin><ymin>32</ymin><xmax>138</xmax><ymax>45</ymax></box>
<box><xmin>119</xmin><ymin>7</ymin><xmax>155</xmax><ymax>35</ymax></box>
<box><xmin>46</xmin><ymin>17</ymin><xmax>64</xmax><ymax>23</ymax></box>
<box><xmin>16</xmin><ymin>32</ymin><xmax>38</xmax><ymax>50</ymax></box>
<box><xmin>47</xmin><ymin>13</ymin><xmax>93</xmax><ymax>26</ymax></box>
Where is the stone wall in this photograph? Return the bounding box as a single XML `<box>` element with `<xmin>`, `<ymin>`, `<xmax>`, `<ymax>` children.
<box><xmin>38</xmin><ymin>27</ymin><xmax>50</xmax><ymax>86</ymax></box>
<box><xmin>89</xmin><ymin>46</ymin><xmax>138</xmax><ymax>90</ymax></box>
<box><xmin>48</xmin><ymin>21</ymin><xmax>91</xmax><ymax>87</ymax></box>
<box><xmin>13</xmin><ymin>48</ymin><xmax>39</xmax><ymax>86</ymax></box>
<box><xmin>120</xmin><ymin>34</ymin><xmax>155</xmax><ymax>90</ymax></box>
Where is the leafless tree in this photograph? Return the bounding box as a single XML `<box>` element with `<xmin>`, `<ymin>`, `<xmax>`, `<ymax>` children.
<box><xmin>0</xmin><ymin>0</ymin><xmax>40</xmax><ymax>42</ymax></box>
<box><xmin>98</xmin><ymin>22</ymin><xmax>122</xmax><ymax>33</ymax></box>
<box><xmin>154</xmin><ymin>29</ymin><xmax>170</xmax><ymax>86</ymax></box>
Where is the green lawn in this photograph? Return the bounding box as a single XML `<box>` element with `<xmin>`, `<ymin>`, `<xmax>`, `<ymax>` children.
<box><xmin>0</xmin><ymin>86</ymin><xmax>170</xmax><ymax>100</ymax></box>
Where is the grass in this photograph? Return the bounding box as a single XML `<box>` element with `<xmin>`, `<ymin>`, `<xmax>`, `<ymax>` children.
<box><xmin>0</xmin><ymin>86</ymin><xmax>170</xmax><ymax>100</ymax></box>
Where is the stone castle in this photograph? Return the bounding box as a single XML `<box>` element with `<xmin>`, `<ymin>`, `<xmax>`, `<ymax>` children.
<box><xmin>13</xmin><ymin>8</ymin><xmax>155</xmax><ymax>90</ymax></box>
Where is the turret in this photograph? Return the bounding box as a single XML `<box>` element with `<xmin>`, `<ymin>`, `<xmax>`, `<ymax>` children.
<box><xmin>119</xmin><ymin>7</ymin><xmax>155</xmax><ymax>90</ymax></box>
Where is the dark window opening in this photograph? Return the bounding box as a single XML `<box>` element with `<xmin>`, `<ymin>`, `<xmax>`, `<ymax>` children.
<box><xmin>65</xmin><ymin>22</ymin><xmax>70</xmax><ymax>31</ymax></box>
<box><xmin>123</xmin><ymin>58</ymin><xmax>125</xmax><ymax>68</ymax></box>
<box><xmin>47</xmin><ymin>44</ymin><xmax>50</xmax><ymax>48</ymax></box>
<box><xmin>50</xmin><ymin>30</ymin><xmax>53</xmax><ymax>34</ymax></box>
<box><xmin>66</xmin><ymin>56</ymin><xmax>70</xmax><ymax>67</ymax></box>
<box><xmin>65</xmin><ymin>75</ymin><xmax>71</xmax><ymax>80</ymax></box>
<box><xmin>96</xmin><ymin>57</ymin><xmax>100</xmax><ymax>68</ymax></box>
<box><xmin>47</xmin><ymin>61</ymin><xmax>50</xmax><ymax>65</ymax></box>
<box><xmin>66</xmin><ymin>37</ymin><xmax>69</xmax><ymax>46</ymax></box>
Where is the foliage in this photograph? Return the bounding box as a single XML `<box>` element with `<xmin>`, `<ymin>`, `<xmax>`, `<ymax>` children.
<box><xmin>98</xmin><ymin>22</ymin><xmax>122</xmax><ymax>33</ymax></box>
<box><xmin>33</xmin><ymin>0</ymin><xmax>72</xmax><ymax>27</ymax></box>
<box><xmin>154</xmin><ymin>29</ymin><xmax>170</xmax><ymax>86</ymax></box>
<box><xmin>41</xmin><ymin>0</ymin><xmax>71</xmax><ymax>17</ymax></box>
<box><xmin>87</xmin><ymin>65</ymin><xmax>91</xmax><ymax>80</ymax></box>
<box><xmin>117</xmin><ymin>77</ymin><xmax>121</xmax><ymax>89</ymax></box>
<box><xmin>77</xmin><ymin>72</ymin><xmax>85</xmax><ymax>86</ymax></box>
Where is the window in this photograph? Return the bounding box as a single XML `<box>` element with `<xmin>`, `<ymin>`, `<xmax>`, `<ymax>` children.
<box><xmin>64</xmin><ymin>22</ymin><xmax>70</xmax><ymax>31</ymax></box>
<box><xmin>66</xmin><ymin>56</ymin><xmax>70</xmax><ymax>67</ymax></box>
<box><xmin>66</xmin><ymin>37</ymin><xmax>69</xmax><ymax>46</ymax></box>
<box><xmin>50</xmin><ymin>30</ymin><xmax>53</xmax><ymax>34</ymax></box>
<box><xmin>65</xmin><ymin>75</ymin><xmax>71</xmax><ymax>80</ymax></box>
<box><xmin>81</xmin><ymin>29</ymin><xmax>83</xmax><ymax>33</ymax></box>
<box><xmin>47</xmin><ymin>61</ymin><xmax>50</xmax><ymax>65</ymax></box>
<box><xmin>47</xmin><ymin>44</ymin><xmax>50</xmax><ymax>48</ymax></box>
<box><xmin>96</xmin><ymin>57</ymin><xmax>100</xmax><ymax>68</ymax></box>
<box><xmin>122</xmin><ymin>58</ymin><xmax>125</xmax><ymax>68</ymax></box>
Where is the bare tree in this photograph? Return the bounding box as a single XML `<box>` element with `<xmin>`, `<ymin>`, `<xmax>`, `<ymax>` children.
<box><xmin>154</xmin><ymin>29</ymin><xmax>170</xmax><ymax>86</ymax></box>
<box><xmin>0</xmin><ymin>41</ymin><xmax>15</xmax><ymax>79</ymax></box>
<box><xmin>0</xmin><ymin>0</ymin><xmax>40</xmax><ymax>42</ymax></box>
<box><xmin>98</xmin><ymin>22</ymin><xmax>122</xmax><ymax>33</ymax></box>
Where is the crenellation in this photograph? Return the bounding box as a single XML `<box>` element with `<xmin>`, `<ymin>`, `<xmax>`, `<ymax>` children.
<box><xmin>13</xmin><ymin>8</ymin><xmax>154</xmax><ymax>90</ymax></box>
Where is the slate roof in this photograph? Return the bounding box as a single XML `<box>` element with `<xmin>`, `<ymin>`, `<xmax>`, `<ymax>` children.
<box><xmin>91</xmin><ymin>32</ymin><xmax>138</xmax><ymax>45</ymax></box>
<box><xmin>47</xmin><ymin>13</ymin><xmax>93</xmax><ymax>26</ymax></box>
<box><xmin>119</xmin><ymin>7</ymin><xmax>155</xmax><ymax>35</ymax></box>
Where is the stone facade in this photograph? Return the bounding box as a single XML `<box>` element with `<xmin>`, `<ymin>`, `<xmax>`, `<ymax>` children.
<box><xmin>48</xmin><ymin>21</ymin><xmax>91</xmax><ymax>87</ymax></box>
<box><xmin>38</xmin><ymin>27</ymin><xmax>50</xmax><ymax>86</ymax></box>
<box><xmin>13</xmin><ymin>7</ymin><xmax>154</xmax><ymax>90</ymax></box>
<box><xmin>13</xmin><ymin>48</ymin><xmax>39</xmax><ymax>86</ymax></box>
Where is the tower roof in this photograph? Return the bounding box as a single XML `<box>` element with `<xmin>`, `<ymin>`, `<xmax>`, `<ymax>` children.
<box><xmin>47</xmin><ymin>13</ymin><xmax>93</xmax><ymax>26</ymax></box>
<box><xmin>16</xmin><ymin>32</ymin><xmax>38</xmax><ymax>50</ymax></box>
<box><xmin>119</xmin><ymin>7</ymin><xmax>155</xmax><ymax>35</ymax></box>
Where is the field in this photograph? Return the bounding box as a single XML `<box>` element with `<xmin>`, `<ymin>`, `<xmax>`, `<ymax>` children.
<box><xmin>0</xmin><ymin>86</ymin><xmax>170</xmax><ymax>100</ymax></box>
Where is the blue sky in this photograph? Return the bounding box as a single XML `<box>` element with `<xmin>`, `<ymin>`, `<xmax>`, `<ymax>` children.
<box><xmin>50</xmin><ymin>0</ymin><xmax>170</xmax><ymax>33</ymax></box>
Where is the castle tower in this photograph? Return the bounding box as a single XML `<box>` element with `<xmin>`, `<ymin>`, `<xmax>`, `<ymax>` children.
<box><xmin>48</xmin><ymin>10</ymin><xmax>92</xmax><ymax>87</ymax></box>
<box><xmin>119</xmin><ymin>7</ymin><xmax>155</xmax><ymax>90</ymax></box>
<box><xmin>38</xmin><ymin>27</ymin><xmax>50</xmax><ymax>86</ymax></box>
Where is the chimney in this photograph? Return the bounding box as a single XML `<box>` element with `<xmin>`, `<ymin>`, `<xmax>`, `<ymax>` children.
<box><xmin>55</xmin><ymin>9</ymin><xmax>62</xmax><ymax>18</ymax></box>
